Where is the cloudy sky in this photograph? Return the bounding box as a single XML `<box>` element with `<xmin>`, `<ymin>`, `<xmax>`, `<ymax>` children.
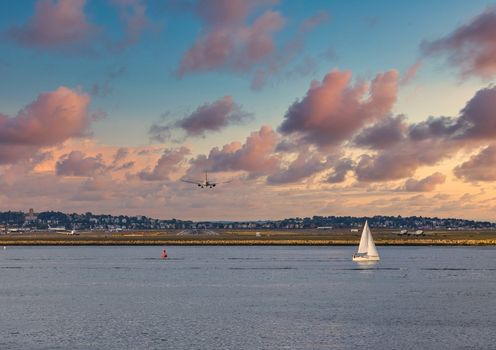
<box><xmin>1</xmin><ymin>0</ymin><xmax>496</xmax><ymax>221</ymax></box>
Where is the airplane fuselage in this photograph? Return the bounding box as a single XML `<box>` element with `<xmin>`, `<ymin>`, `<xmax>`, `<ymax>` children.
<box><xmin>198</xmin><ymin>181</ymin><xmax>216</xmax><ymax>188</ymax></box>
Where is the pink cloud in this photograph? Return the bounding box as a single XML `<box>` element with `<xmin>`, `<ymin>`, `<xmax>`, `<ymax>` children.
<box><xmin>267</xmin><ymin>150</ymin><xmax>329</xmax><ymax>184</ymax></box>
<box><xmin>421</xmin><ymin>7</ymin><xmax>496</xmax><ymax>79</ymax></box>
<box><xmin>454</xmin><ymin>144</ymin><xmax>496</xmax><ymax>182</ymax></box>
<box><xmin>197</xmin><ymin>0</ymin><xmax>273</xmax><ymax>25</ymax></box>
<box><xmin>177</xmin><ymin>0</ymin><xmax>284</xmax><ymax>76</ymax></box>
<box><xmin>250</xmin><ymin>10</ymin><xmax>330</xmax><ymax>91</ymax></box>
<box><xmin>138</xmin><ymin>147</ymin><xmax>190</xmax><ymax>181</ymax></box>
<box><xmin>402</xmin><ymin>172</ymin><xmax>446</xmax><ymax>192</ymax></box>
<box><xmin>189</xmin><ymin>125</ymin><xmax>279</xmax><ymax>177</ymax></box>
<box><xmin>149</xmin><ymin>96</ymin><xmax>251</xmax><ymax>141</ymax></box>
<box><xmin>354</xmin><ymin>137</ymin><xmax>459</xmax><ymax>182</ymax></box>
<box><xmin>0</xmin><ymin>86</ymin><xmax>92</xmax><ymax>164</ymax></box>
<box><xmin>56</xmin><ymin>151</ymin><xmax>106</xmax><ymax>177</ymax></box>
<box><xmin>278</xmin><ymin>69</ymin><xmax>399</xmax><ymax>148</ymax></box>
<box><xmin>8</xmin><ymin>0</ymin><xmax>97</xmax><ymax>49</ymax></box>
<box><xmin>400</xmin><ymin>60</ymin><xmax>422</xmax><ymax>85</ymax></box>
<box><xmin>352</xmin><ymin>84</ymin><xmax>496</xmax><ymax>182</ymax></box>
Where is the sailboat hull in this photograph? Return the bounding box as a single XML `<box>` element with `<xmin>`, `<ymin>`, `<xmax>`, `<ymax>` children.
<box><xmin>352</xmin><ymin>255</ymin><xmax>380</xmax><ymax>262</ymax></box>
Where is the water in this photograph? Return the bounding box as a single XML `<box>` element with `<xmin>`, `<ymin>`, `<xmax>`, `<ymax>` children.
<box><xmin>0</xmin><ymin>246</ymin><xmax>495</xmax><ymax>350</ymax></box>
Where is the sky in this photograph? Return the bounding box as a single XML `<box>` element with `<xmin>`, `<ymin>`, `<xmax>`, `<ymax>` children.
<box><xmin>1</xmin><ymin>0</ymin><xmax>496</xmax><ymax>221</ymax></box>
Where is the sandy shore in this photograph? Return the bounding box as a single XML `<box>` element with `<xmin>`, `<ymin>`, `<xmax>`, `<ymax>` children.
<box><xmin>1</xmin><ymin>229</ymin><xmax>495</xmax><ymax>246</ymax></box>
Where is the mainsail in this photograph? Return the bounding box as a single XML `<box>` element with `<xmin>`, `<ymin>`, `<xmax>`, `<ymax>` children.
<box><xmin>357</xmin><ymin>220</ymin><xmax>370</xmax><ymax>254</ymax></box>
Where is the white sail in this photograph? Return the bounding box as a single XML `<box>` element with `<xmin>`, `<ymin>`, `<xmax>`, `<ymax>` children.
<box><xmin>353</xmin><ymin>220</ymin><xmax>380</xmax><ymax>261</ymax></box>
<box><xmin>357</xmin><ymin>220</ymin><xmax>370</xmax><ymax>254</ymax></box>
<box><xmin>366</xmin><ymin>226</ymin><xmax>379</xmax><ymax>257</ymax></box>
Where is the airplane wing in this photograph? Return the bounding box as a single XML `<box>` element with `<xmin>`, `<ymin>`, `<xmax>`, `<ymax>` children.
<box><xmin>207</xmin><ymin>179</ymin><xmax>232</xmax><ymax>185</ymax></box>
<box><xmin>181</xmin><ymin>179</ymin><xmax>201</xmax><ymax>185</ymax></box>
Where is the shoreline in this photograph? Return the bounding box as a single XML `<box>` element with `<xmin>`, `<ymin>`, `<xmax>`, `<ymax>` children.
<box><xmin>2</xmin><ymin>229</ymin><xmax>495</xmax><ymax>246</ymax></box>
<box><xmin>1</xmin><ymin>239</ymin><xmax>495</xmax><ymax>246</ymax></box>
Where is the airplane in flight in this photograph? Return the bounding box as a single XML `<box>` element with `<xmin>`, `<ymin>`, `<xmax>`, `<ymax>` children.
<box><xmin>181</xmin><ymin>171</ymin><xmax>231</xmax><ymax>188</ymax></box>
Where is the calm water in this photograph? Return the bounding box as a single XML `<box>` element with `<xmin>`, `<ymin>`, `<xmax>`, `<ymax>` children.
<box><xmin>0</xmin><ymin>246</ymin><xmax>495</xmax><ymax>350</ymax></box>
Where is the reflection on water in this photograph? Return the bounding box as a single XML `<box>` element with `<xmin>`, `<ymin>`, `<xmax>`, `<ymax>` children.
<box><xmin>0</xmin><ymin>246</ymin><xmax>495</xmax><ymax>349</ymax></box>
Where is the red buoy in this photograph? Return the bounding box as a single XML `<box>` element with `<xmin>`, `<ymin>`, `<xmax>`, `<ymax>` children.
<box><xmin>161</xmin><ymin>249</ymin><xmax>168</xmax><ymax>259</ymax></box>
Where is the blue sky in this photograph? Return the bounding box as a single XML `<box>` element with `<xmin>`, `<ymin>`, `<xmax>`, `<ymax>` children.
<box><xmin>1</xmin><ymin>0</ymin><xmax>492</xmax><ymax>148</ymax></box>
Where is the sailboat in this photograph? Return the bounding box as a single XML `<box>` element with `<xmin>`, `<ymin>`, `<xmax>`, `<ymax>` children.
<box><xmin>352</xmin><ymin>220</ymin><xmax>380</xmax><ymax>262</ymax></box>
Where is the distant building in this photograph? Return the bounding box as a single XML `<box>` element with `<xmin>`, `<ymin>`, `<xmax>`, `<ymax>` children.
<box><xmin>25</xmin><ymin>208</ymin><xmax>38</xmax><ymax>222</ymax></box>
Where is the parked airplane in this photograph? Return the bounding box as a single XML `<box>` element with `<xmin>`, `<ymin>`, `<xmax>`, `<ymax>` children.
<box><xmin>7</xmin><ymin>227</ymin><xmax>30</xmax><ymax>233</ymax></box>
<box><xmin>62</xmin><ymin>229</ymin><xmax>79</xmax><ymax>235</ymax></box>
<box><xmin>397</xmin><ymin>229</ymin><xmax>425</xmax><ymax>236</ymax></box>
<box><xmin>48</xmin><ymin>225</ymin><xmax>67</xmax><ymax>232</ymax></box>
<box><xmin>181</xmin><ymin>171</ymin><xmax>231</xmax><ymax>188</ymax></box>
<box><xmin>48</xmin><ymin>225</ymin><xmax>78</xmax><ymax>234</ymax></box>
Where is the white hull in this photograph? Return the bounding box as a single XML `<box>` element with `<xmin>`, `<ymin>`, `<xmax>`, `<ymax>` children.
<box><xmin>352</xmin><ymin>255</ymin><xmax>380</xmax><ymax>262</ymax></box>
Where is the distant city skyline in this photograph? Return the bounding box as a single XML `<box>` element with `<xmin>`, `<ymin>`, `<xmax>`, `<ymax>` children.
<box><xmin>1</xmin><ymin>209</ymin><xmax>494</xmax><ymax>231</ymax></box>
<box><xmin>1</xmin><ymin>1</ymin><xmax>496</xmax><ymax>220</ymax></box>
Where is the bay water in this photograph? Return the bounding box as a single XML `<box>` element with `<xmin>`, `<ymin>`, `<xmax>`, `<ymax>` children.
<box><xmin>1</xmin><ymin>246</ymin><xmax>495</xmax><ymax>349</ymax></box>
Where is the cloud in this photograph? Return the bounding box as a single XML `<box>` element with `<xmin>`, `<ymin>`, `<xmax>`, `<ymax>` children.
<box><xmin>326</xmin><ymin>158</ymin><xmax>355</xmax><ymax>183</ymax></box>
<box><xmin>421</xmin><ymin>7</ymin><xmax>496</xmax><ymax>79</ymax></box>
<box><xmin>400</xmin><ymin>60</ymin><xmax>422</xmax><ymax>85</ymax></box>
<box><xmin>354</xmin><ymin>115</ymin><xmax>408</xmax><ymax>150</ymax></box>
<box><xmin>8</xmin><ymin>0</ymin><xmax>97</xmax><ymax>50</ymax></box>
<box><xmin>299</xmin><ymin>10</ymin><xmax>330</xmax><ymax>33</ymax></box>
<box><xmin>114</xmin><ymin>161</ymin><xmax>135</xmax><ymax>171</ymax></box>
<box><xmin>267</xmin><ymin>151</ymin><xmax>328</xmax><ymax>184</ymax></box>
<box><xmin>110</xmin><ymin>147</ymin><xmax>134</xmax><ymax>171</ymax></box>
<box><xmin>90</xmin><ymin>65</ymin><xmax>127</xmax><ymax>98</ymax></box>
<box><xmin>285</xmin><ymin>56</ymin><xmax>318</xmax><ymax>79</ymax></box>
<box><xmin>250</xmin><ymin>10</ymin><xmax>330</xmax><ymax>90</ymax></box>
<box><xmin>353</xmin><ymin>84</ymin><xmax>496</xmax><ymax>182</ymax></box>
<box><xmin>402</xmin><ymin>172</ymin><xmax>446</xmax><ymax>192</ymax></box>
<box><xmin>149</xmin><ymin>96</ymin><xmax>251</xmax><ymax>142</ymax></box>
<box><xmin>408</xmin><ymin>85</ymin><xmax>496</xmax><ymax>141</ymax></box>
<box><xmin>408</xmin><ymin>115</ymin><xmax>459</xmax><ymax>141</ymax></box>
<box><xmin>177</xmin><ymin>0</ymin><xmax>283</xmax><ymax>76</ymax></box>
<box><xmin>109</xmin><ymin>0</ymin><xmax>153</xmax><ymax>51</ymax></box>
<box><xmin>456</xmin><ymin>85</ymin><xmax>496</xmax><ymax>139</ymax></box>
<box><xmin>138</xmin><ymin>147</ymin><xmax>190</xmax><ymax>181</ymax></box>
<box><xmin>278</xmin><ymin>69</ymin><xmax>398</xmax><ymax>149</ymax></box>
<box><xmin>71</xmin><ymin>174</ymin><xmax>115</xmax><ymax>201</ymax></box>
<box><xmin>354</xmin><ymin>137</ymin><xmax>455</xmax><ymax>182</ymax></box>
<box><xmin>454</xmin><ymin>144</ymin><xmax>496</xmax><ymax>182</ymax></box>
<box><xmin>113</xmin><ymin>147</ymin><xmax>129</xmax><ymax>163</ymax></box>
<box><xmin>188</xmin><ymin>125</ymin><xmax>279</xmax><ymax>177</ymax></box>
<box><xmin>177</xmin><ymin>3</ymin><xmax>329</xmax><ymax>90</ymax></box>
<box><xmin>0</xmin><ymin>86</ymin><xmax>92</xmax><ymax>164</ymax></box>
<box><xmin>56</xmin><ymin>151</ymin><xmax>106</xmax><ymax>176</ymax></box>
